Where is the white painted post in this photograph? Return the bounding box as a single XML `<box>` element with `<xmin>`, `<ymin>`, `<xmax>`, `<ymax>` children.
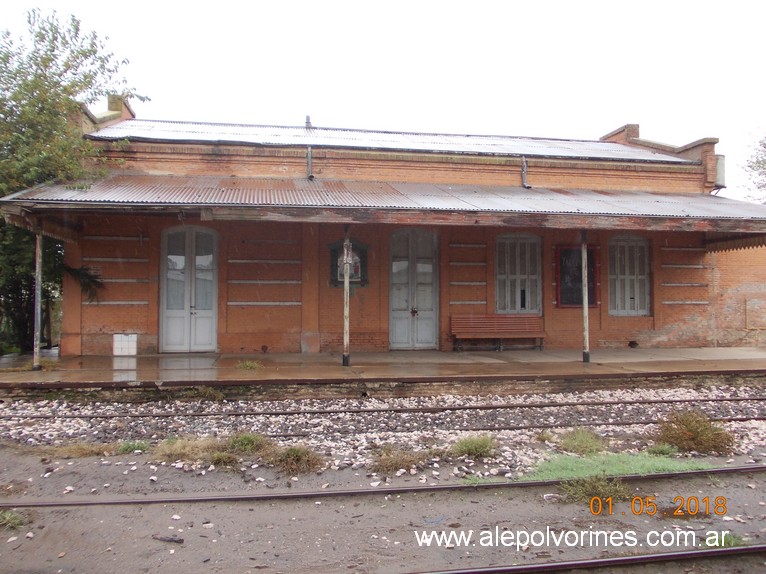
<box><xmin>581</xmin><ymin>231</ymin><xmax>590</xmax><ymax>363</ymax></box>
<box><xmin>33</xmin><ymin>232</ymin><xmax>43</xmax><ymax>371</ymax></box>
<box><xmin>342</xmin><ymin>236</ymin><xmax>351</xmax><ymax>367</ymax></box>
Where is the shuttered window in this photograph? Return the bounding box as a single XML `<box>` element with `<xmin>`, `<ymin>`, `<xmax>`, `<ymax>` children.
<box><xmin>496</xmin><ymin>235</ymin><xmax>541</xmax><ymax>314</ymax></box>
<box><xmin>608</xmin><ymin>236</ymin><xmax>650</xmax><ymax>316</ymax></box>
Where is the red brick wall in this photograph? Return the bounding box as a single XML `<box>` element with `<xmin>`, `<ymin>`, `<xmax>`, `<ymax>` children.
<box><xmin>63</xmin><ymin>215</ymin><xmax>763</xmax><ymax>355</ymax></box>
<box><xmin>712</xmin><ymin>247</ymin><xmax>766</xmax><ymax>345</ymax></box>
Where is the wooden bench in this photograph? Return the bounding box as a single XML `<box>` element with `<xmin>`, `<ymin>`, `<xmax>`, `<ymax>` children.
<box><xmin>450</xmin><ymin>314</ymin><xmax>545</xmax><ymax>351</ymax></box>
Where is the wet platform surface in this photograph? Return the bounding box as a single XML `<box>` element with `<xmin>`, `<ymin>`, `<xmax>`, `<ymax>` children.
<box><xmin>1</xmin><ymin>347</ymin><xmax>766</xmax><ymax>387</ymax></box>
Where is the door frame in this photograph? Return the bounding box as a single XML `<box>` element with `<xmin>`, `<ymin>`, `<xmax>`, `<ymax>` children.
<box><xmin>159</xmin><ymin>226</ymin><xmax>218</xmax><ymax>353</ymax></box>
<box><xmin>388</xmin><ymin>228</ymin><xmax>439</xmax><ymax>350</ymax></box>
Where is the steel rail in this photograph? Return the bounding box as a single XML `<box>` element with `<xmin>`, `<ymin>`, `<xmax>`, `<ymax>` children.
<box><xmin>2</xmin><ymin>395</ymin><xmax>765</xmax><ymax>420</ymax></box>
<box><xmin>414</xmin><ymin>544</ymin><xmax>766</xmax><ymax>574</ymax></box>
<box><xmin>2</xmin><ymin>464</ymin><xmax>765</xmax><ymax>509</ymax></box>
<box><xmin>267</xmin><ymin>415</ymin><xmax>766</xmax><ymax>439</ymax></box>
<box><xmin>462</xmin><ymin>415</ymin><xmax>766</xmax><ymax>432</ymax></box>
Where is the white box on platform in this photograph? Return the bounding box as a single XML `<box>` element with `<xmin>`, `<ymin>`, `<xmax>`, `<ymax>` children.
<box><xmin>113</xmin><ymin>333</ymin><xmax>137</xmax><ymax>356</ymax></box>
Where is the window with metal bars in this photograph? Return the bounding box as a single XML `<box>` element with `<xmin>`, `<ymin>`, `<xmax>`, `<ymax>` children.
<box><xmin>496</xmin><ymin>234</ymin><xmax>541</xmax><ymax>314</ymax></box>
<box><xmin>608</xmin><ymin>236</ymin><xmax>650</xmax><ymax>316</ymax></box>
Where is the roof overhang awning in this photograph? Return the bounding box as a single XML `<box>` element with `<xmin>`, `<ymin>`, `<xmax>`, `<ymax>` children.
<box><xmin>4</xmin><ymin>175</ymin><xmax>766</xmax><ymax>246</ymax></box>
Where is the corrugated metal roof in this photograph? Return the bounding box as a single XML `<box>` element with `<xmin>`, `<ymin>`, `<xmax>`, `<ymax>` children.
<box><xmin>85</xmin><ymin>120</ymin><xmax>693</xmax><ymax>164</ymax></box>
<box><xmin>6</xmin><ymin>175</ymin><xmax>765</xmax><ymax>221</ymax></box>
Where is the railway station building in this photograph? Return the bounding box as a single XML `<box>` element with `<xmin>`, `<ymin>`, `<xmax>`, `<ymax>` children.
<box><xmin>3</xmin><ymin>98</ymin><xmax>766</xmax><ymax>357</ymax></box>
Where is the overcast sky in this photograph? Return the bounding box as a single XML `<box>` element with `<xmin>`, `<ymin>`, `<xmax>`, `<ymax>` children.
<box><xmin>2</xmin><ymin>1</ymin><xmax>764</xmax><ymax>199</ymax></box>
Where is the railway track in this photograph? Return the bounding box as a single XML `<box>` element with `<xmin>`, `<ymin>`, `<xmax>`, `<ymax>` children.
<box><xmin>2</xmin><ymin>395</ymin><xmax>765</xmax><ymax>420</ymax></box>
<box><xmin>2</xmin><ymin>394</ymin><xmax>764</xmax><ymax>443</ymax></box>
<box><xmin>3</xmin><ymin>464</ymin><xmax>764</xmax><ymax>573</ymax></box>
<box><xmin>3</xmin><ymin>390</ymin><xmax>764</xmax><ymax>573</ymax></box>
<box><xmin>3</xmin><ymin>463</ymin><xmax>765</xmax><ymax>509</ymax></box>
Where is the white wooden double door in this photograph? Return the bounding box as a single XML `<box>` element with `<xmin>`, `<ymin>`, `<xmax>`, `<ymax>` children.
<box><xmin>389</xmin><ymin>229</ymin><xmax>438</xmax><ymax>349</ymax></box>
<box><xmin>161</xmin><ymin>227</ymin><xmax>217</xmax><ymax>352</ymax></box>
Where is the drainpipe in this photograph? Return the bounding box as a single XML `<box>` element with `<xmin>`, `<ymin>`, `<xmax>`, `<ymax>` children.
<box><xmin>581</xmin><ymin>230</ymin><xmax>590</xmax><ymax>363</ymax></box>
<box><xmin>33</xmin><ymin>232</ymin><xmax>43</xmax><ymax>371</ymax></box>
<box><xmin>521</xmin><ymin>157</ymin><xmax>532</xmax><ymax>189</ymax></box>
<box><xmin>306</xmin><ymin>115</ymin><xmax>314</xmax><ymax>180</ymax></box>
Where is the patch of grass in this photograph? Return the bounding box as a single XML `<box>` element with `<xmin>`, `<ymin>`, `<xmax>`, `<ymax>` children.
<box><xmin>462</xmin><ymin>475</ymin><xmax>499</xmax><ymax>486</ymax></box>
<box><xmin>117</xmin><ymin>440</ymin><xmax>149</xmax><ymax>454</ymax></box>
<box><xmin>560</xmin><ymin>428</ymin><xmax>607</xmax><ymax>455</ymax></box>
<box><xmin>268</xmin><ymin>445</ymin><xmax>324</xmax><ymax>475</ymax></box>
<box><xmin>559</xmin><ymin>474</ymin><xmax>631</xmax><ymax>503</ymax></box>
<box><xmin>227</xmin><ymin>433</ymin><xmax>272</xmax><ymax>455</ymax></box>
<box><xmin>646</xmin><ymin>443</ymin><xmax>679</xmax><ymax>457</ymax></box>
<box><xmin>655</xmin><ymin>410</ymin><xmax>735</xmax><ymax>454</ymax></box>
<box><xmin>210</xmin><ymin>451</ymin><xmax>239</xmax><ymax>466</ymax></box>
<box><xmin>705</xmin><ymin>532</ymin><xmax>748</xmax><ymax>548</ymax></box>
<box><xmin>153</xmin><ymin>437</ymin><xmax>222</xmax><ymax>462</ymax></box>
<box><xmin>451</xmin><ymin>435</ymin><xmax>496</xmax><ymax>459</ymax></box>
<box><xmin>372</xmin><ymin>445</ymin><xmax>430</xmax><ymax>474</ymax></box>
<box><xmin>151</xmin><ymin>436</ymin><xmax>321</xmax><ymax>473</ymax></box>
<box><xmin>236</xmin><ymin>360</ymin><xmax>263</xmax><ymax>371</ymax></box>
<box><xmin>524</xmin><ymin>452</ymin><xmax>712</xmax><ymax>482</ymax></box>
<box><xmin>0</xmin><ymin>510</ymin><xmax>28</xmax><ymax>530</ymax></box>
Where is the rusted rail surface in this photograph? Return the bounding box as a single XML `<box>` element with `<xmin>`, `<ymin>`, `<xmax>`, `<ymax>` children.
<box><xmin>2</xmin><ymin>464</ymin><xmax>765</xmax><ymax>510</ymax></box>
<box><xmin>3</xmin><ymin>395</ymin><xmax>764</xmax><ymax>420</ymax></box>
<box><xmin>415</xmin><ymin>544</ymin><xmax>766</xmax><ymax>574</ymax></box>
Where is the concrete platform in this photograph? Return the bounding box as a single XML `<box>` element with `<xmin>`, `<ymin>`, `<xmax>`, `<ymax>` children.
<box><xmin>1</xmin><ymin>347</ymin><xmax>766</xmax><ymax>389</ymax></box>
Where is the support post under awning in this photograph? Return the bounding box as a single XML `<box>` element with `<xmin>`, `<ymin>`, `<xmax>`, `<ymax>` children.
<box><xmin>32</xmin><ymin>232</ymin><xmax>43</xmax><ymax>371</ymax></box>
<box><xmin>581</xmin><ymin>230</ymin><xmax>590</xmax><ymax>364</ymax></box>
<box><xmin>342</xmin><ymin>234</ymin><xmax>351</xmax><ymax>367</ymax></box>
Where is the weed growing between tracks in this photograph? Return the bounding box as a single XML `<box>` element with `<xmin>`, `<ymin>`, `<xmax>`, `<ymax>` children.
<box><xmin>116</xmin><ymin>440</ymin><xmax>149</xmax><ymax>454</ymax></box>
<box><xmin>270</xmin><ymin>445</ymin><xmax>324</xmax><ymax>474</ymax></box>
<box><xmin>91</xmin><ymin>433</ymin><xmax>329</xmax><ymax>475</ymax></box>
<box><xmin>451</xmin><ymin>434</ymin><xmax>496</xmax><ymax>458</ymax></box>
<box><xmin>646</xmin><ymin>442</ymin><xmax>680</xmax><ymax>456</ymax></box>
<box><xmin>703</xmin><ymin>533</ymin><xmax>748</xmax><ymax>548</ymax></box>
<box><xmin>370</xmin><ymin>435</ymin><xmax>496</xmax><ymax>475</ymax></box>
<box><xmin>371</xmin><ymin>445</ymin><xmax>432</xmax><ymax>474</ymax></box>
<box><xmin>560</xmin><ymin>428</ymin><xmax>607</xmax><ymax>455</ymax></box>
<box><xmin>559</xmin><ymin>474</ymin><xmax>631</xmax><ymax>503</ymax></box>
<box><xmin>656</xmin><ymin>410</ymin><xmax>735</xmax><ymax>454</ymax></box>
<box><xmin>0</xmin><ymin>509</ymin><xmax>28</xmax><ymax>530</ymax></box>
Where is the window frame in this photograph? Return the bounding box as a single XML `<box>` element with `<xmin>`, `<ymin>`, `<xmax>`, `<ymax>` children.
<box><xmin>555</xmin><ymin>244</ymin><xmax>600</xmax><ymax>308</ymax></box>
<box><xmin>495</xmin><ymin>233</ymin><xmax>542</xmax><ymax>315</ymax></box>
<box><xmin>608</xmin><ymin>236</ymin><xmax>651</xmax><ymax>316</ymax></box>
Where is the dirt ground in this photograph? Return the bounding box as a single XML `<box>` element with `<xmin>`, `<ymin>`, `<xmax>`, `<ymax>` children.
<box><xmin>0</xmin><ymin>444</ymin><xmax>765</xmax><ymax>574</ymax></box>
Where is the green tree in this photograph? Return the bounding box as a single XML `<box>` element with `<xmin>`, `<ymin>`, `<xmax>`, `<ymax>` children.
<box><xmin>747</xmin><ymin>137</ymin><xmax>766</xmax><ymax>200</ymax></box>
<box><xmin>0</xmin><ymin>10</ymin><xmax>144</xmax><ymax>351</ymax></box>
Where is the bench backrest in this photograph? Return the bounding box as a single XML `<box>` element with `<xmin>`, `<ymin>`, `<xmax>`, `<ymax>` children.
<box><xmin>451</xmin><ymin>314</ymin><xmax>544</xmax><ymax>333</ymax></box>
